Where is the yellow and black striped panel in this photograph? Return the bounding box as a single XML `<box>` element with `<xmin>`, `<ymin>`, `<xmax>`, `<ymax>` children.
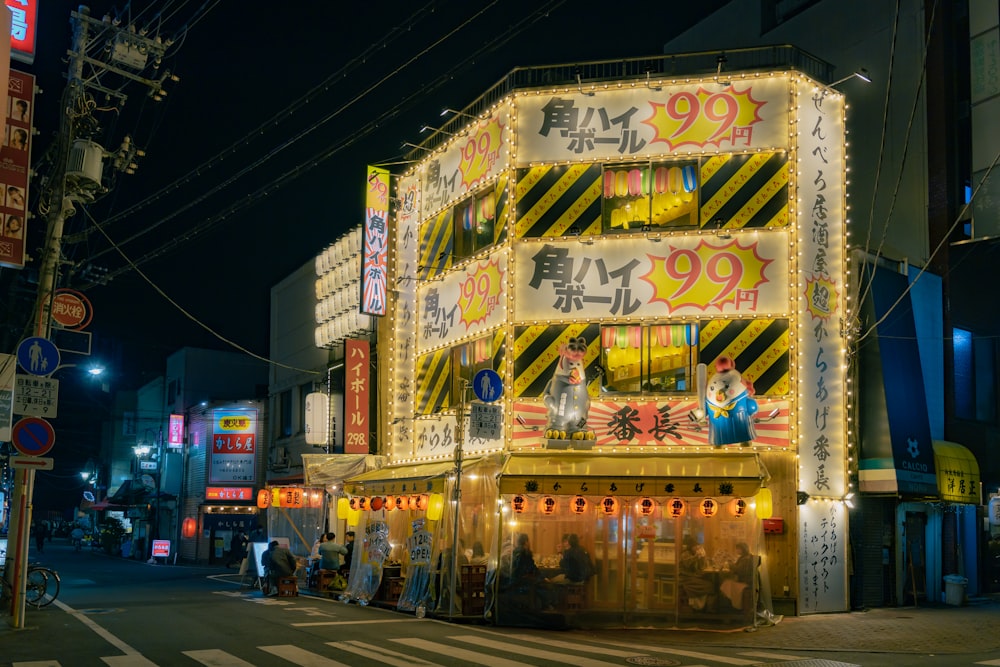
<box><xmin>418</xmin><ymin>208</ymin><xmax>454</xmax><ymax>280</ymax></box>
<box><xmin>492</xmin><ymin>173</ymin><xmax>509</xmax><ymax>246</ymax></box>
<box><xmin>490</xmin><ymin>327</ymin><xmax>507</xmax><ymax>372</ymax></box>
<box><xmin>513</xmin><ymin>323</ymin><xmax>600</xmax><ymax>398</ymax></box>
<box><xmin>515</xmin><ymin>164</ymin><xmax>603</xmax><ymax>238</ymax></box>
<box><xmin>698</xmin><ymin>318</ymin><xmax>790</xmax><ymax>396</ymax></box>
<box><xmin>416</xmin><ymin>347</ymin><xmax>452</xmax><ymax>414</ymax></box>
<box><xmin>699</xmin><ymin>152</ymin><xmax>789</xmax><ymax>229</ymax></box>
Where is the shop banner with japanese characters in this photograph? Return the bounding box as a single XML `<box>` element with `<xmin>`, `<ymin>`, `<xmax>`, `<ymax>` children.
<box><xmin>363</xmin><ymin>166</ymin><xmax>389</xmax><ymax>316</ymax></box>
<box><xmin>515</xmin><ymin>76</ymin><xmax>788</xmax><ymax>165</ymax></box>
<box><xmin>514</xmin><ymin>233</ymin><xmax>787</xmax><ymax>321</ymax></box>
<box><xmin>0</xmin><ymin>69</ymin><xmax>34</xmax><ymax>269</ymax></box>
<box><xmin>344</xmin><ymin>338</ymin><xmax>370</xmax><ymax>454</ymax></box>
<box><xmin>210</xmin><ymin>409</ymin><xmax>257</xmax><ymax>483</ymax></box>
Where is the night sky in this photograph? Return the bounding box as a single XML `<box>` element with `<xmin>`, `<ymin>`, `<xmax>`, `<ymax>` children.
<box><xmin>11</xmin><ymin>0</ymin><xmax>730</xmax><ymax>512</ymax></box>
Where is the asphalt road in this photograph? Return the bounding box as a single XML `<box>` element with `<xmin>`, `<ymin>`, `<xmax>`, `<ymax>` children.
<box><xmin>3</xmin><ymin>539</ymin><xmax>999</xmax><ymax>666</ymax></box>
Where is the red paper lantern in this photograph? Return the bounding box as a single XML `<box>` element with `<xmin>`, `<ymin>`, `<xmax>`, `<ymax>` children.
<box><xmin>667</xmin><ymin>497</ymin><xmax>687</xmax><ymax>519</ymax></box>
<box><xmin>729</xmin><ymin>498</ymin><xmax>749</xmax><ymax>518</ymax></box>
<box><xmin>182</xmin><ymin>517</ymin><xmax>197</xmax><ymax>539</ymax></box>
<box><xmin>571</xmin><ymin>495</ymin><xmax>588</xmax><ymax>514</ymax></box>
<box><xmin>540</xmin><ymin>496</ymin><xmax>557</xmax><ymax>515</ymax></box>
<box><xmin>601</xmin><ymin>496</ymin><xmax>620</xmax><ymax>515</ymax></box>
<box><xmin>370</xmin><ymin>496</ymin><xmax>384</xmax><ymax>511</ymax></box>
<box><xmin>511</xmin><ymin>494</ymin><xmax>527</xmax><ymax>513</ymax></box>
<box><xmin>699</xmin><ymin>498</ymin><xmax>719</xmax><ymax>518</ymax></box>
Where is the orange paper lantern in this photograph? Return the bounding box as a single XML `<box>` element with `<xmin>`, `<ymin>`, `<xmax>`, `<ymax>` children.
<box><xmin>699</xmin><ymin>498</ymin><xmax>719</xmax><ymax>518</ymax></box>
<box><xmin>601</xmin><ymin>496</ymin><xmax>620</xmax><ymax>515</ymax></box>
<box><xmin>408</xmin><ymin>495</ymin><xmax>419</xmax><ymax>511</ymax></box>
<box><xmin>256</xmin><ymin>489</ymin><xmax>271</xmax><ymax>509</ymax></box>
<box><xmin>417</xmin><ymin>494</ymin><xmax>430</xmax><ymax>511</ymax></box>
<box><xmin>729</xmin><ymin>498</ymin><xmax>749</xmax><ymax>518</ymax></box>
<box><xmin>359</xmin><ymin>497</ymin><xmax>370</xmax><ymax>511</ymax></box>
<box><xmin>384</xmin><ymin>495</ymin><xmax>396</xmax><ymax>510</ymax></box>
<box><xmin>394</xmin><ymin>495</ymin><xmax>407</xmax><ymax>511</ymax></box>
<box><xmin>349</xmin><ymin>497</ymin><xmax>360</xmax><ymax>511</ymax></box>
<box><xmin>511</xmin><ymin>494</ymin><xmax>527</xmax><ymax>513</ymax></box>
<box><xmin>571</xmin><ymin>495</ymin><xmax>588</xmax><ymax>514</ymax></box>
<box><xmin>540</xmin><ymin>496</ymin><xmax>557</xmax><ymax>515</ymax></box>
<box><xmin>637</xmin><ymin>497</ymin><xmax>656</xmax><ymax>516</ymax></box>
<box><xmin>666</xmin><ymin>497</ymin><xmax>687</xmax><ymax>519</ymax></box>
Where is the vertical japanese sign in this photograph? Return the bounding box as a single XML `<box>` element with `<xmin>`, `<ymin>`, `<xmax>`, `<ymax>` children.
<box><xmin>167</xmin><ymin>413</ymin><xmax>185</xmax><ymax>448</ymax></box>
<box><xmin>344</xmin><ymin>338</ymin><xmax>370</xmax><ymax>454</ymax></box>
<box><xmin>796</xmin><ymin>79</ymin><xmax>848</xmax><ymax>613</ymax></box>
<box><xmin>0</xmin><ymin>69</ymin><xmax>34</xmax><ymax>269</ymax></box>
<box><xmin>5</xmin><ymin>0</ymin><xmax>37</xmax><ymax>65</ymax></box>
<box><xmin>210</xmin><ymin>409</ymin><xmax>257</xmax><ymax>483</ymax></box>
<box><xmin>363</xmin><ymin>166</ymin><xmax>389</xmax><ymax>316</ymax></box>
<box><xmin>389</xmin><ymin>173</ymin><xmax>419</xmax><ymax>458</ymax></box>
<box><xmin>0</xmin><ymin>353</ymin><xmax>14</xmax><ymax>441</ymax></box>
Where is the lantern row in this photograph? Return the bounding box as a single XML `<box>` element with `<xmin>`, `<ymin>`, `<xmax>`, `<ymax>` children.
<box><xmin>509</xmin><ymin>494</ymin><xmax>767</xmax><ymax>519</ymax></box>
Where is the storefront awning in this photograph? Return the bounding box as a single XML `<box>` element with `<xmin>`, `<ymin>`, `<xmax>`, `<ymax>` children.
<box><xmin>499</xmin><ymin>452</ymin><xmax>768</xmax><ymax>497</ymax></box>
<box><xmin>344</xmin><ymin>460</ymin><xmax>461</xmax><ymax>495</ymax></box>
<box><xmin>302</xmin><ymin>453</ymin><xmax>383</xmax><ymax>488</ymax></box>
<box><xmin>933</xmin><ymin>440</ymin><xmax>981</xmax><ymax>504</ymax></box>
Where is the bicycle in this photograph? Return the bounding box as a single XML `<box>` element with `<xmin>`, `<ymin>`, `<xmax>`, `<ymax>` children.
<box><xmin>0</xmin><ymin>562</ymin><xmax>61</xmax><ymax>609</ymax></box>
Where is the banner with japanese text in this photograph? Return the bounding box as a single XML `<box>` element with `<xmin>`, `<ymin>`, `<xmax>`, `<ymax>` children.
<box><xmin>0</xmin><ymin>69</ymin><xmax>34</xmax><ymax>269</ymax></box>
<box><xmin>514</xmin><ymin>77</ymin><xmax>788</xmax><ymax>165</ymax></box>
<box><xmin>210</xmin><ymin>409</ymin><xmax>257</xmax><ymax>483</ymax></box>
<box><xmin>363</xmin><ymin>166</ymin><xmax>389</xmax><ymax>316</ymax></box>
<box><xmin>345</xmin><ymin>338</ymin><xmax>370</xmax><ymax>454</ymax></box>
<box><xmin>388</xmin><ymin>173</ymin><xmax>420</xmax><ymax>458</ymax></box>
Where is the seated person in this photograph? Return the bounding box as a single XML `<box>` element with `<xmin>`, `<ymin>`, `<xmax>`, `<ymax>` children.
<box><xmin>719</xmin><ymin>542</ymin><xmax>755</xmax><ymax>610</ymax></box>
<box><xmin>318</xmin><ymin>532</ymin><xmax>348</xmax><ymax>571</ymax></box>
<box><xmin>548</xmin><ymin>533</ymin><xmax>593</xmax><ymax>584</ymax></box>
<box><xmin>261</xmin><ymin>540</ymin><xmax>298</xmax><ymax>595</ymax></box>
<box><xmin>679</xmin><ymin>535</ymin><xmax>716</xmax><ymax>611</ymax></box>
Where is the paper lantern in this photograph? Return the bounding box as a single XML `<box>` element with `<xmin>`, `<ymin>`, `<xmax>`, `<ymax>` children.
<box><xmin>417</xmin><ymin>494</ymin><xmax>430</xmax><ymax>511</ymax></box>
<box><xmin>349</xmin><ymin>497</ymin><xmax>360</xmax><ymax>511</ymax></box>
<box><xmin>182</xmin><ymin>517</ymin><xmax>197</xmax><ymax>539</ymax></box>
<box><xmin>729</xmin><ymin>498</ymin><xmax>749</xmax><ymax>518</ymax></box>
<box><xmin>370</xmin><ymin>496</ymin><xmax>384</xmax><ymax>511</ymax></box>
<box><xmin>347</xmin><ymin>507</ymin><xmax>360</xmax><ymax>527</ymax></box>
<box><xmin>427</xmin><ymin>493</ymin><xmax>445</xmax><ymax>521</ymax></box>
<box><xmin>337</xmin><ymin>497</ymin><xmax>350</xmax><ymax>519</ymax></box>
<box><xmin>280</xmin><ymin>487</ymin><xmax>304</xmax><ymax>509</ymax></box>
<box><xmin>384</xmin><ymin>495</ymin><xmax>396</xmax><ymax>511</ymax></box>
<box><xmin>511</xmin><ymin>494</ymin><xmax>527</xmax><ymax>513</ymax></box>
<box><xmin>699</xmin><ymin>498</ymin><xmax>719</xmax><ymax>518</ymax></box>
<box><xmin>256</xmin><ymin>489</ymin><xmax>271</xmax><ymax>509</ymax></box>
<box><xmin>756</xmin><ymin>488</ymin><xmax>774</xmax><ymax>520</ymax></box>
<box><xmin>308</xmin><ymin>490</ymin><xmax>324</xmax><ymax>509</ymax></box>
<box><xmin>540</xmin><ymin>496</ymin><xmax>557</xmax><ymax>515</ymax></box>
<box><xmin>601</xmin><ymin>496</ymin><xmax>620</xmax><ymax>515</ymax></box>
<box><xmin>571</xmin><ymin>495</ymin><xmax>588</xmax><ymax>514</ymax></box>
<box><xmin>408</xmin><ymin>495</ymin><xmax>419</xmax><ymax>511</ymax></box>
<box><xmin>666</xmin><ymin>497</ymin><xmax>687</xmax><ymax>519</ymax></box>
<box><xmin>359</xmin><ymin>496</ymin><xmax>370</xmax><ymax>511</ymax></box>
<box><xmin>637</xmin><ymin>497</ymin><xmax>656</xmax><ymax>516</ymax></box>
<box><xmin>394</xmin><ymin>495</ymin><xmax>407</xmax><ymax>511</ymax></box>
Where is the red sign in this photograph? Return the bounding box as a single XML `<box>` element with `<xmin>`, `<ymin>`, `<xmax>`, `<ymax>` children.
<box><xmin>344</xmin><ymin>339</ymin><xmax>370</xmax><ymax>454</ymax></box>
<box><xmin>50</xmin><ymin>289</ymin><xmax>92</xmax><ymax>329</ymax></box>
<box><xmin>205</xmin><ymin>487</ymin><xmax>252</xmax><ymax>501</ymax></box>
<box><xmin>168</xmin><ymin>413</ymin><xmax>185</xmax><ymax>446</ymax></box>
<box><xmin>152</xmin><ymin>539</ymin><xmax>170</xmax><ymax>557</ymax></box>
<box><xmin>0</xmin><ymin>69</ymin><xmax>34</xmax><ymax>269</ymax></box>
<box><xmin>6</xmin><ymin>0</ymin><xmax>37</xmax><ymax>65</ymax></box>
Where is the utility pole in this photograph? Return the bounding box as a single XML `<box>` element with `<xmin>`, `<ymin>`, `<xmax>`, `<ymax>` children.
<box><xmin>4</xmin><ymin>6</ymin><xmax>177</xmax><ymax>627</ymax></box>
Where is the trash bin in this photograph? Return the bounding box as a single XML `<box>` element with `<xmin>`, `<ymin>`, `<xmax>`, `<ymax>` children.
<box><xmin>943</xmin><ymin>574</ymin><xmax>967</xmax><ymax>606</ymax></box>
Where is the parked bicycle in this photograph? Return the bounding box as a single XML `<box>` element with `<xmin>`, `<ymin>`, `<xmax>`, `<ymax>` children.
<box><xmin>0</xmin><ymin>562</ymin><xmax>61</xmax><ymax>609</ymax></box>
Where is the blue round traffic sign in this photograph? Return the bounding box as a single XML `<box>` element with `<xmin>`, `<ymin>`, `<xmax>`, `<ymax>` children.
<box><xmin>16</xmin><ymin>336</ymin><xmax>60</xmax><ymax>377</ymax></box>
<box><xmin>11</xmin><ymin>416</ymin><xmax>56</xmax><ymax>457</ymax></box>
<box><xmin>473</xmin><ymin>369</ymin><xmax>503</xmax><ymax>402</ymax></box>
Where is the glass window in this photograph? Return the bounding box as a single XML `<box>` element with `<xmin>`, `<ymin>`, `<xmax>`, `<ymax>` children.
<box><xmin>601</xmin><ymin>324</ymin><xmax>695</xmax><ymax>394</ymax></box>
<box><xmin>454</xmin><ymin>189</ymin><xmax>497</xmax><ymax>259</ymax></box>
<box><xmin>602</xmin><ymin>160</ymin><xmax>699</xmax><ymax>233</ymax></box>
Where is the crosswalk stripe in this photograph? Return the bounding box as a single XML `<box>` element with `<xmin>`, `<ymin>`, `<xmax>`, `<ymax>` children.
<box><xmin>502</xmin><ymin>633</ymin><xmax>649</xmax><ymax>657</ymax></box>
<box><xmin>974</xmin><ymin>660</ymin><xmax>1000</xmax><ymax>666</ymax></box>
<box><xmin>13</xmin><ymin>662</ymin><xmax>61</xmax><ymax>667</ymax></box>
<box><xmin>584</xmin><ymin>638</ymin><xmax>759</xmax><ymax>665</ymax></box>
<box><xmin>740</xmin><ymin>650</ymin><xmax>816</xmax><ymax>660</ymax></box>
<box><xmin>445</xmin><ymin>634</ymin><xmax>626</xmax><ymax>666</ymax></box>
<box><xmin>331</xmin><ymin>640</ymin><xmax>443</xmax><ymax>667</ymax></box>
<box><xmin>259</xmin><ymin>645</ymin><xmax>353</xmax><ymax>666</ymax></box>
<box><xmin>391</xmin><ymin>637</ymin><xmax>532</xmax><ymax>667</ymax></box>
<box><xmin>293</xmin><ymin>618</ymin><xmax>423</xmax><ymax>627</ymax></box>
<box><xmin>182</xmin><ymin>649</ymin><xmax>255</xmax><ymax>666</ymax></box>
<box><xmin>101</xmin><ymin>657</ymin><xmax>159</xmax><ymax>667</ymax></box>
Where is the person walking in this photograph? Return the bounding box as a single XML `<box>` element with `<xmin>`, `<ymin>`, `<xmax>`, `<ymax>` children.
<box><xmin>34</xmin><ymin>521</ymin><xmax>49</xmax><ymax>554</ymax></box>
<box><xmin>228</xmin><ymin>531</ymin><xmax>248</xmax><ymax>568</ymax></box>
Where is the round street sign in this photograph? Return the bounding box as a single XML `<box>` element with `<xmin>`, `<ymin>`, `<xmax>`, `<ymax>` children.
<box><xmin>11</xmin><ymin>416</ymin><xmax>56</xmax><ymax>457</ymax></box>
<box><xmin>473</xmin><ymin>369</ymin><xmax>503</xmax><ymax>403</ymax></box>
<box><xmin>16</xmin><ymin>336</ymin><xmax>60</xmax><ymax>377</ymax></box>
<box><xmin>50</xmin><ymin>288</ymin><xmax>93</xmax><ymax>329</ymax></box>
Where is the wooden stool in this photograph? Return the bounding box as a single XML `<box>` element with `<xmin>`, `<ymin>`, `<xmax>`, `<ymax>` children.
<box><xmin>278</xmin><ymin>576</ymin><xmax>298</xmax><ymax>597</ymax></box>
